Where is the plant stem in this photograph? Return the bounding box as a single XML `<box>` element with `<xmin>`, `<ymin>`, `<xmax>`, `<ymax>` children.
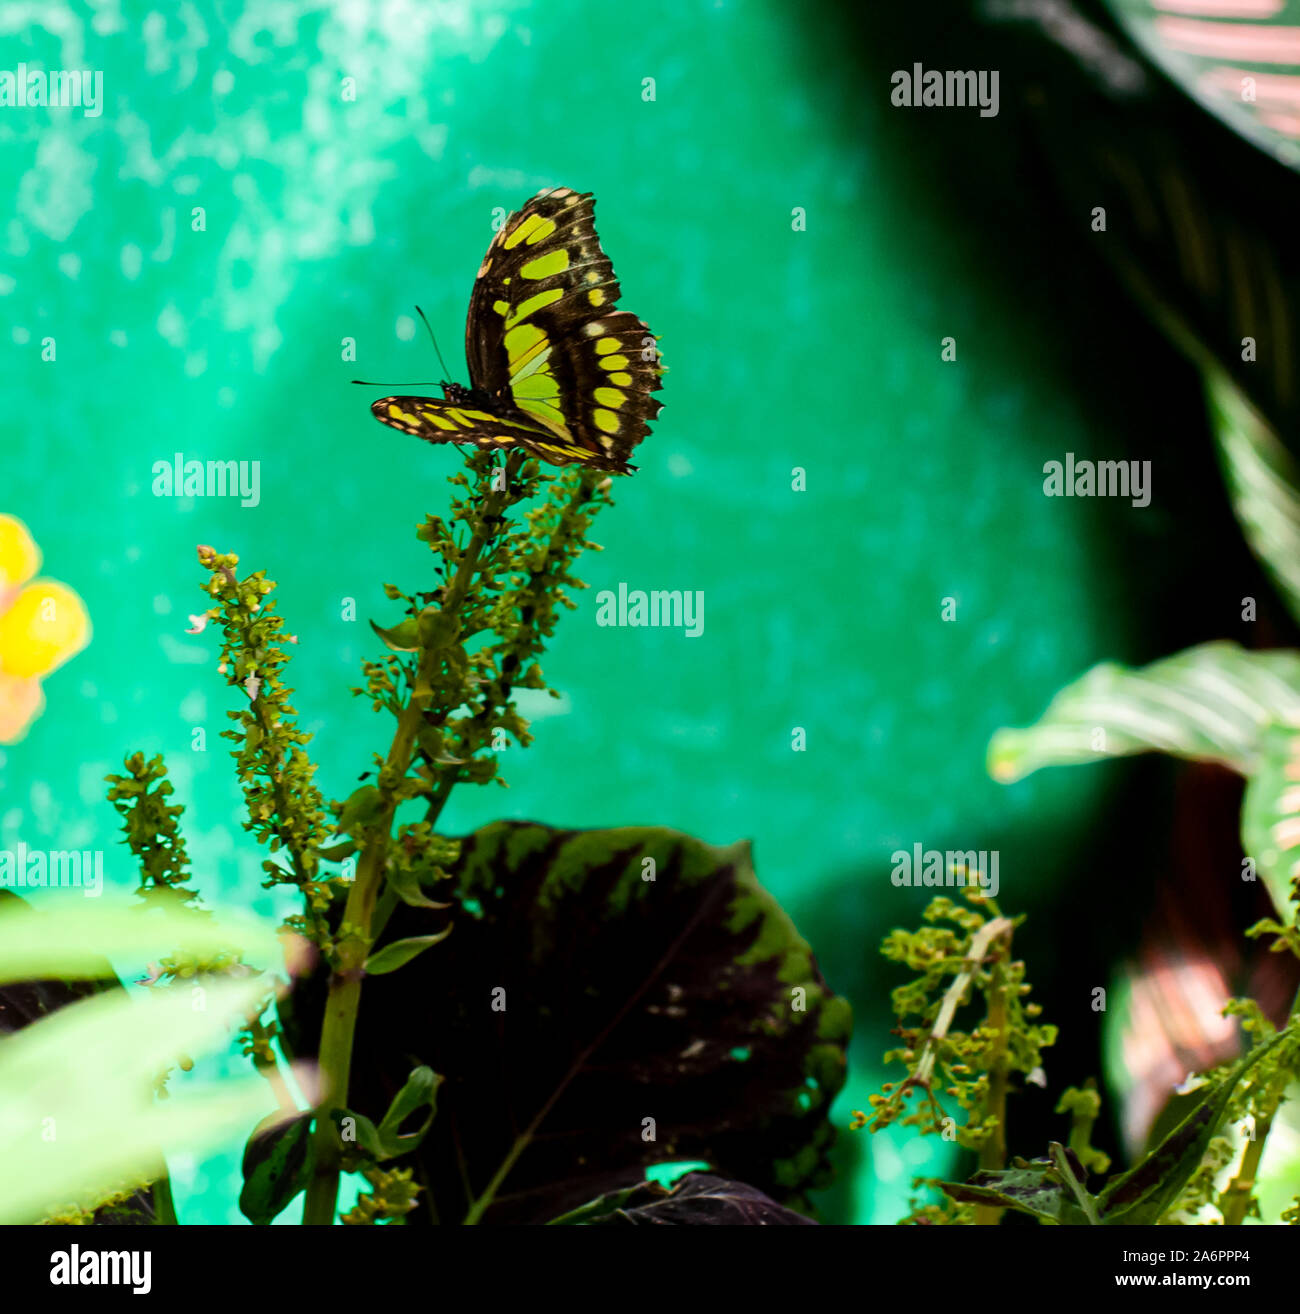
<box><xmin>1220</xmin><ymin>984</ymin><xmax>1300</xmax><ymax>1225</ymax></box>
<box><xmin>300</xmin><ymin>454</ymin><xmax>525</xmax><ymax>1225</ymax></box>
<box><xmin>1220</xmin><ymin>1069</ymin><xmax>1285</xmax><ymax>1226</ymax></box>
<box><xmin>974</xmin><ymin>929</ymin><xmax>1012</xmax><ymax>1226</ymax></box>
<box><xmin>151</xmin><ymin>1176</ymin><xmax>178</xmax><ymax>1225</ymax></box>
<box><xmin>461</xmin><ymin>1133</ymin><xmax>530</xmax><ymax>1226</ymax></box>
<box><xmin>912</xmin><ymin>917</ymin><xmax>1012</xmax><ymax>1091</ymax></box>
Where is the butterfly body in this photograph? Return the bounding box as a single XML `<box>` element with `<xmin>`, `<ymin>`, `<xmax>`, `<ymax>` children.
<box><xmin>438</xmin><ymin>381</ymin><xmax>487</xmax><ymax>408</ymax></box>
<box><xmin>371</xmin><ymin>187</ymin><xmax>664</xmax><ymax>474</ymax></box>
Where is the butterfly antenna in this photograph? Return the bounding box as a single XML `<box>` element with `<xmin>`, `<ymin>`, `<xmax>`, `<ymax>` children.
<box><xmin>351</xmin><ymin>306</ymin><xmax>453</xmax><ymax>386</ymax></box>
<box><xmin>415</xmin><ymin>305</ymin><xmax>454</xmax><ymax>382</ymax></box>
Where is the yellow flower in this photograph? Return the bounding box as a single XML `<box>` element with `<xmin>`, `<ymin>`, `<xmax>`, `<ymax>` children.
<box><xmin>0</xmin><ymin>515</ymin><xmax>41</xmax><ymax>593</ymax></box>
<box><xmin>0</xmin><ymin>674</ymin><xmax>44</xmax><ymax>743</ymax></box>
<box><xmin>0</xmin><ymin>515</ymin><xmax>90</xmax><ymax>743</ymax></box>
<box><xmin>0</xmin><ymin>581</ymin><xmax>91</xmax><ymax>680</ymax></box>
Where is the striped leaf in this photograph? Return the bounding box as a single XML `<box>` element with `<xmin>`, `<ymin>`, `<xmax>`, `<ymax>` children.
<box><xmin>1106</xmin><ymin>0</ymin><xmax>1300</xmax><ymax>173</ymax></box>
<box><xmin>988</xmin><ymin>641</ymin><xmax>1300</xmax><ymax>783</ymax></box>
<box><xmin>1240</xmin><ymin>720</ymin><xmax>1300</xmax><ymax>915</ymax></box>
<box><xmin>0</xmin><ymin>893</ymin><xmax>294</xmax><ymax>1222</ymax></box>
<box><xmin>1209</xmin><ymin>367</ymin><xmax>1300</xmax><ymax>626</ymax></box>
<box><xmin>0</xmin><ymin>973</ymin><xmax>274</xmax><ymax>1223</ymax></box>
<box><xmin>0</xmin><ymin>892</ymin><xmax>282</xmax><ymax>985</ymax></box>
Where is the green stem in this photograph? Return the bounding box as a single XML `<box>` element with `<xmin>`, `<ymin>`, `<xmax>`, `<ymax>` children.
<box><xmin>151</xmin><ymin>1175</ymin><xmax>178</xmax><ymax>1225</ymax></box>
<box><xmin>974</xmin><ymin>934</ymin><xmax>1012</xmax><ymax>1226</ymax></box>
<box><xmin>461</xmin><ymin>1133</ymin><xmax>531</xmax><ymax>1226</ymax></box>
<box><xmin>370</xmin><ymin>885</ymin><xmax>400</xmax><ymax>943</ymax></box>
<box><xmin>1066</xmin><ymin>1081</ymin><xmax>1101</xmax><ymax>1162</ymax></box>
<box><xmin>1220</xmin><ymin>985</ymin><xmax>1300</xmax><ymax>1225</ymax></box>
<box><xmin>1220</xmin><ymin>1071</ymin><xmax>1285</xmax><ymax>1226</ymax></box>
<box><xmin>419</xmin><ymin>469</ymin><xmax>599</xmax><ymax>829</ymax></box>
<box><xmin>300</xmin><ymin>454</ymin><xmax>525</xmax><ymax>1225</ymax></box>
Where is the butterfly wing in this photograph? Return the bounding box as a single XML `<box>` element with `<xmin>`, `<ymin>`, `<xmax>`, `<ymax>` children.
<box><xmin>464</xmin><ymin>187</ymin><xmax>664</xmax><ymax>472</ymax></box>
<box><xmin>370</xmin><ymin>396</ymin><xmax>590</xmax><ymax>467</ymax></box>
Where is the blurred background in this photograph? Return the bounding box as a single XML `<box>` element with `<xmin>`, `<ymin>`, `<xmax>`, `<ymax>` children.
<box><xmin>4</xmin><ymin>0</ymin><xmax>1300</xmax><ymax>1223</ymax></box>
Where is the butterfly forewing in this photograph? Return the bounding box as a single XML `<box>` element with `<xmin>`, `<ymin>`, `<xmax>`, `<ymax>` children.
<box><xmin>371</xmin><ymin>187</ymin><xmax>664</xmax><ymax>474</ymax></box>
<box><xmin>466</xmin><ymin>187</ymin><xmax>664</xmax><ymax>469</ymax></box>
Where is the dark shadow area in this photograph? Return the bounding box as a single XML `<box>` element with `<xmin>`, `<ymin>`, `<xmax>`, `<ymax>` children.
<box><xmin>793</xmin><ymin>0</ymin><xmax>1300</xmax><ymax>1220</ymax></box>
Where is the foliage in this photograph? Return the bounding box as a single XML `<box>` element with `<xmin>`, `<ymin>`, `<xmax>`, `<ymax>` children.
<box><xmin>855</xmin><ymin>891</ymin><xmax>1300</xmax><ymax>1225</ymax></box>
<box><xmin>1106</xmin><ymin>0</ymin><xmax>1300</xmax><ymax>175</ymax></box>
<box><xmin>949</xmin><ymin>367</ymin><xmax>1300</xmax><ymax>1223</ymax></box>
<box><xmin>546</xmin><ymin>1171</ymin><xmax>816</xmax><ymax>1225</ymax></box>
<box><xmin>0</xmin><ymin>447</ymin><xmax>848</xmax><ymax>1225</ymax></box>
<box><xmin>0</xmin><ymin>893</ymin><xmax>281</xmax><ymax>1225</ymax></box>
<box><xmin>335</xmin><ymin>821</ymin><xmax>849</xmax><ymax>1224</ymax></box>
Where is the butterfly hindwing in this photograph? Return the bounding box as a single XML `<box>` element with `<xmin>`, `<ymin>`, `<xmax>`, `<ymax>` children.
<box><xmin>465</xmin><ymin>187</ymin><xmax>664</xmax><ymax>471</ymax></box>
<box><xmin>370</xmin><ymin>395</ymin><xmax>621</xmax><ymax>469</ymax></box>
<box><xmin>370</xmin><ymin>397</ymin><xmax>559</xmax><ymax>458</ymax></box>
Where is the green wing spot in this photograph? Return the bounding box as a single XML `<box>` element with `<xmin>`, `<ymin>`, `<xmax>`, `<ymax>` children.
<box><xmin>520</xmin><ymin>249</ymin><xmax>570</xmax><ymax>280</ymax></box>
<box><xmin>505</xmin><ymin>288</ymin><xmax>564</xmax><ymax>329</ymax></box>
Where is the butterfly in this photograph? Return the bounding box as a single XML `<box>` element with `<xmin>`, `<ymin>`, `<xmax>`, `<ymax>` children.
<box><xmin>369</xmin><ymin>187</ymin><xmax>664</xmax><ymax>474</ymax></box>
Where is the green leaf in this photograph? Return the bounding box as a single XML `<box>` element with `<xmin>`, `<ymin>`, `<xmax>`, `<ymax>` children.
<box><xmin>384</xmin><ymin>860</ymin><xmax>450</xmax><ymax>911</ymax></box>
<box><xmin>1240</xmin><ymin>722</ymin><xmax>1300</xmax><ymax>918</ymax></box>
<box><xmin>330</xmin><ymin>1108</ymin><xmax>385</xmax><ymax>1163</ymax></box>
<box><xmin>363</xmin><ymin>928</ymin><xmax>452</xmax><ymax>976</ymax></box>
<box><xmin>0</xmin><ymin>972</ymin><xmax>274</xmax><ymax>1223</ymax></box>
<box><xmin>239</xmin><ymin>1110</ymin><xmax>313</xmax><ymax>1225</ymax></box>
<box><xmin>311</xmin><ymin>821</ymin><xmax>851</xmax><ymax>1224</ymax></box>
<box><xmin>988</xmin><ymin>642</ymin><xmax>1300</xmax><ymax>784</ymax></box>
<box><xmin>369</xmin><ymin>617</ymin><xmax>420</xmax><ymax>652</ymax></box>
<box><xmin>0</xmin><ymin>891</ymin><xmax>282</xmax><ymax>983</ymax></box>
<box><xmin>0</xmin><ymin>894</ymin><xmax>286</xmax><ymax>1223</ymax></box>
<box><xmin>371</xmin><ymin>1066</ymin><xmax>442</xmax><ymax>1160</ymax></box>
<box><xmin>333</xmin><ymin>785</ymin><xmax>382</xmax><ymax>840</ymax></box>
<box><xmin>416</xmin><ymin>602</ymin><xmax>450</xmax><ymax>648</ymax></box>
<box><xmin>377</xmin><ymin>1067</ymin><xmax>441</xmax><ymax>1140</ymax></box>
<box><xmin>322</xmin><ymin>1072</ymin><xmax>443</xmax><ymax>1172</ymax></box>
<box><xmin>941</xmin><ymin>1145</ymin><xmax>1097</xmax><ymax>1225</ymax></box>
<box><xmin>942</xmin><ymin>1169</ymin><xmax>1084</xmax><ymax>1225</ymax></box>
<box><xmin>1209</xmin><ymin>367</ymin><xmax>1300</xmax><ymax>628</ymax></box>
<box><xmin>546</xmin><ymin>1182</ymin><xmax>644</xmax><ymax>1225</ymax></box>
<box><xmin>1097</xmin><ymin>1034</ymin><xmax>1286</xmax><ymax>1225</ymax></box>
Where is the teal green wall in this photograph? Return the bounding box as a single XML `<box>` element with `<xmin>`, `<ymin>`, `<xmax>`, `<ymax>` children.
<box><xmin>3</xmin><ymin>1</ymin><xmax>1219</xmax><ymax>1223</ymax></box>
